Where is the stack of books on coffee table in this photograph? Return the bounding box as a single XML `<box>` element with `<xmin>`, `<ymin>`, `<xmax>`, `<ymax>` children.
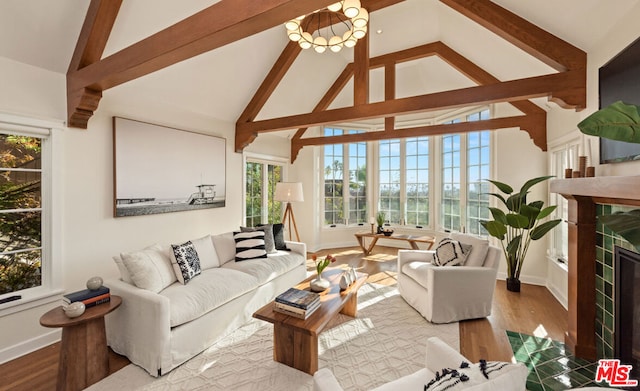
<box><xmin>63</xmin><ymin>286</ymin><xmax>111</xmax><ymax>308</ymax></box>
<box><xmin>274</xmin><ymin>287</ymin><xmax>321</xmax><ymax>319</ymax></box>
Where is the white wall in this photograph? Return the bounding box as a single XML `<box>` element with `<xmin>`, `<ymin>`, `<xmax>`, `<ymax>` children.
<box><xmin>0</xmin><ymin>59</ymin><xmax>250</xmax><ymax>361</ymax></box>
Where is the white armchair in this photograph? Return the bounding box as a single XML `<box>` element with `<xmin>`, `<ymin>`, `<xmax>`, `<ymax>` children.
<box><xmin>397</xmin><ymin>233</ymin><xmax>501</xmax><ymax>324</ymax></box>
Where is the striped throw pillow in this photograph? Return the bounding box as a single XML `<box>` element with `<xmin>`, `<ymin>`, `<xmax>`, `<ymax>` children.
<box><xmin>234</xmin><ymin>231</ymin><xmax>268</xmax><ymax>261</ymax></box>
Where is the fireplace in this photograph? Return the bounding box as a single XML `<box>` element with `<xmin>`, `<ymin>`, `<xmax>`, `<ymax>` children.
<box><xmin>615</xmin><ymin>246</ymin><xmax>640</xmax><ymax>378</ymax></box>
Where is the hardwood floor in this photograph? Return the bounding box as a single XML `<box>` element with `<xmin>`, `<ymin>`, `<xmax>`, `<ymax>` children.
<box><xmin>0</xmin><ymin>245</ymin><xmax>567</xmax><ymax>391</ymax></box>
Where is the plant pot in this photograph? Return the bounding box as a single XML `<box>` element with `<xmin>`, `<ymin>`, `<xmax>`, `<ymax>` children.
<box><xmin>377</xmin><ymin>226</ymin><xmax>384</xmax><ymax>234</ymax></box>
<box><xmin>506</xmin><ymin>277</ymin><xmax>521</xmax><ymax>292</ymax></box>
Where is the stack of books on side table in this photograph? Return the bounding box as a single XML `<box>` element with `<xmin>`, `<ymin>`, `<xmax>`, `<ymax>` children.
<box><xmin>63</xmin><ymin>286</ymin><xmax>111</xmax><ymax>308</ymax></box>
<box><xmin>274</xmin><ymin>287</ymin><xmax>321</xmax><ymax>319</ymax></box>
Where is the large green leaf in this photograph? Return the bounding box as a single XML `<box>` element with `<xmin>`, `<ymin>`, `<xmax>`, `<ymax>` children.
<box><xmin>488</xmin><ymin>207</ymin><xmax>507</xmax><ymax>224</ymax></box>
<box><xmin>482</xmin><ymin>220</ymin><xmax>507</xmax><ymax>240</ymax></box>
<box><xmin>506</xmin><ymin>213</ymin><xmax>529</xmax><ymax>229</ymax></box>
<box><xmin>506</xmin><ymin>193</ymin><xmax>525</xmax><ymax>212</ymax></box>
<box><xmin>577</xmin><ymin>101</ymin><xmax>640</xmax><ymax>143</ymax></box>
<box><xmin>599</xmin><ymin>210</ymin><xmax>640</xmax><ymax>250</ymax></box>
<box><xmin>488</xmin><ymin>193</ymin><xmax>508</xmax><ymax>207</ymax></box>
<box><xmin>520</xmin><ymin>175</ymin><xmax>555</xmax><ymax>195</ymax></box>
<box><xmin>537</xmin><ymin>205</ymin><xmax>557</xmax><ymax>220</ymax></box>
<box><xmin>528</xmin><ymin>200</ymin><xmax>544</xmax><ymax>211</ymax></box>
<box><xmin>506</xmin><ymin>235</ymin><xmax>522</xmax><ymax>257</ymax></box>
<box><xmin>519</xmin><ymin>204</ymin><xmax>540</xmax><ymax>228</ymax></box>
<box><xmin>487</xmin><ymin>179</ymin><xmax>513</xmax><ymax>195</ymax></box>
<box><xmin>530</xmin><ymin>219</ymin><xmax>562</xmax><ymax>240</ymax></box>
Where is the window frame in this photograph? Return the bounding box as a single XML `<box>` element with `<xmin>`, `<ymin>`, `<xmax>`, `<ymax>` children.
<box><xmin>0</xmin><ymin>113</ymin><xmax>63</xmax><ymax>317</ymax></box>
<box><xmin>242</xmin><ymin>152</ymin><xmax>288</xmax><ymax>226</ymax></box>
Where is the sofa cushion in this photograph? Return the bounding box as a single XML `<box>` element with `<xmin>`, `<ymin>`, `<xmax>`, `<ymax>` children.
<box><xmin>120</xmin><ymin>244</ymin><xmax>176</xmax><ymax>292</ymax></box>
<box><xmin>268</xmin><ymin>223</ymin><xmax>290</xmax><ymax>251</ymax></box>
<box><xmin>433</xmin><ymin>238</ymin><xmax>472</xmax><ymax>267</ymax></box>
<box><xmin>450</xmin><ymin>233</ymin><xmax>489</xmax><ymax>267</ymax></box>
<box><xmin>234</xmin><ymin>231</ymin><xmax>268</xmax><ymax>261</ymax></box>
<box><xmin>159</xmin><ymin>267</ymin><xmax>259</xmax><ymax>327</ymax></box>
<box><xmin>241</xmin><ymin>225</ymin><xmax>276</xmax><ymax>254</ymax></box>
<box><xmin>190</xmin><ymin>235</ymin><xmax>220</xmax><ymax>269</ymax></box>
<box><xmin>112</xmin><ymin>255</ymin><xmax>133</xmax><ymax>284</ymax></box>
<box><xmin>170</xmin><ymin>240</ymin><xmax>202</xmax><ymax>284</ymax></box>
<box><xmin>221</xmin><ymin>250</ymin><xmax>304</xmax><ymax>285</ymax></box>
<box><xmin>212</xmin><ymin>232</ymin><xmax>236</xmax><ymax>265</ymax></box>
<box><xmin>401</xmin><ymin>261</ymin><xmax>435</xmax><ymax>290</ymax></box>
<box><xmin>424</xmin><ymin>360</ymin><xmax>528</xmax><ymax>391</ymax></box>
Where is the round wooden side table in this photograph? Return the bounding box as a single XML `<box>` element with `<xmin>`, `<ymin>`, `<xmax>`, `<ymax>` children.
<box><xmin>40</xmin><ymin>295</ymin><xmax>121</xmax><ymax>391</ymax></box>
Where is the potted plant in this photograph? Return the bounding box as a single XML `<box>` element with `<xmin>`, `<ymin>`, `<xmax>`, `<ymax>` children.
<box><xmin>376</xmin><ymin>211</ymin><xmax>385</xmax><ymax>234</ymax></box>
<box><xmin>481</xmin><ymin>176</ymin><xmax>562</xmax><ymax>292</ymax></box>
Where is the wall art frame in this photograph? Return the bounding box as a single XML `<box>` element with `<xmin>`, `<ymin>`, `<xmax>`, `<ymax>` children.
<box><xmin>113</xmin><ymin>117</ymin><xmax>226</xmax><ymax>217</ymax></box>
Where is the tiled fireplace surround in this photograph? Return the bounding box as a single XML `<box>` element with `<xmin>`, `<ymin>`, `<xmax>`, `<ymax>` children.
<box><xmin>551</xmin><ymin>176</ymin><xmax>640</xmax><ymax>360</ymax></box>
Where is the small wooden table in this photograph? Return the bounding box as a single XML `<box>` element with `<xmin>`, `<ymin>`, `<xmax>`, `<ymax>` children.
<box><xmin>40</xmin><ymin>296</ymin><xmax>122</xmax><ymax>391</ymax></box>
<box><xmin>253</xmin><ymin>269</ymin><xmax>367</xmax><ymax>375</ymax></box>
<box><xmin>354</xmin><ymin>232</ymin><xmax>435</xmax><ymax>255</ymax></box>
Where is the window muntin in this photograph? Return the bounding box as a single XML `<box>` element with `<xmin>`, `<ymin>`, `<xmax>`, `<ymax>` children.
<box><xmin>324</xmin><ymin>128</ymin><xmax>345</xmax><ymax>225</ymax></box>
<box><xmin>378</xmin><ymin>139</ymin><xmax>401</xmax><ymax>224</ymax></box>
<box><xmin>348</xmin><ymin>137</ymin><xmax>367</xmax><ymax>224</ymax></box>
<box><xmin>466</xmin><ymin>130</ymin><xmax>491</xmax><ymax>235</ymax></box>
<box><xmin>0</xmin><ymin>134</ymin><xmax>43</xmax><ymax>295</ymax></box>
<box><xmin>441</xmin><ymin>133</ymin><xmax>461</xmax><ymax>231</ymax></box>
<box><xmin>405</xmin><ymin>137</ymin><xmax>429</xmax><ymax>227</ymax></box>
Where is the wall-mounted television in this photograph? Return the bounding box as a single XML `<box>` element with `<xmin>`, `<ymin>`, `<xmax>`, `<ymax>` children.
<box><xmin>599</xmin><ymin>36</ymin><xmax>640</xmax><ymax>164</ymax></box>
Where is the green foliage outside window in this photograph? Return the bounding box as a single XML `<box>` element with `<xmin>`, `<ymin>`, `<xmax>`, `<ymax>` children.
<box><xmin>1</xmin><ymin>134</ymin><xmax>43</xmax><ymax>295</ymax></box>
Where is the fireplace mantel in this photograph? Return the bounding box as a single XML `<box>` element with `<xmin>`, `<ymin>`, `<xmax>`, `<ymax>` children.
<box><xmin>550</xmin><ymin>175</ymin><xmax>640</xmax><ymax>360</ymax></box>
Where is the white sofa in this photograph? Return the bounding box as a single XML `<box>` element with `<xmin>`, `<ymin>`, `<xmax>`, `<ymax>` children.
<box><xmin>313</xmin><ymin>337</ymin><xmax>529</xmax><ymax>391</ymax></box>
<box><xmin>398</xmin><ymin>232</ymin><xmax>500</xmax><ymax>324</ymax></box>
<box><xmin>105</xmin><ymin>231</ymin><xmax>307</xmax><ymax>376</ymax></box>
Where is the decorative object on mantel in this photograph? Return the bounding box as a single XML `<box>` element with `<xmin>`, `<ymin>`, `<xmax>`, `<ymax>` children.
<box><xmin>310</xmin><ymin>254</ymin><xmax>336</xmax><ymax>292</ymax></box>
<box><xmin>481</xmin><ymin>176</ymin><xmax>562</xmax><ymax>292</ymax></box>
<box><xmin>285</xmin><ymin>1</ymin><xmax>369</xmax><ymax>53</ymax></box>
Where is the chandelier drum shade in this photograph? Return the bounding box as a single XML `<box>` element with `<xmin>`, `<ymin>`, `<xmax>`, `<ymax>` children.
<box><xmin>285</xmin><ymin>0</ymin><xmax>369</xmax><ymax>53</ymax></box>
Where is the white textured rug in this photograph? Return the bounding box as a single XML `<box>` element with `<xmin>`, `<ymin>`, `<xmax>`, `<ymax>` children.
<box><xmin>88</xmin><ymin>283</ymin><xmax>459</xmax><ymax>391</ymax></box>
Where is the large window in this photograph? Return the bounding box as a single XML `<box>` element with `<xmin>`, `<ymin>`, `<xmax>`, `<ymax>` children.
<box><xmin>244</xmin><ymin>158</ymin><xmax>283</xmax><ymax>227</ymax></box>
<box><xmin>378</xmin><ymin>139</ymin><xmax>401</xmax><ymax>224</ymax></box>
<box><xmin>405</xmin><ymin>137</ymin><xmax>430</xmax><ymax>227</ymax></box>
<box><xmin>323</xmin><ymin>128</ymin><xmax>368</xmax><ymax>226</ymax></box>
<box><xmin>441</xmin><ymin>110</ymin><xmax>491</xmax><ymax>234</ymax></box>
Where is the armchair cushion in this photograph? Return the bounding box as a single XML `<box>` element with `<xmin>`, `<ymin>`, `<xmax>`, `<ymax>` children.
<box><xmin>449</xmin><ymin>233</ymin><xmax>489</xmax><ymax>267</ymax></box>
<box><xmin>433</xmin><ymin>238</ymin><xmax>472</xmax><ymax>266</ymax></box>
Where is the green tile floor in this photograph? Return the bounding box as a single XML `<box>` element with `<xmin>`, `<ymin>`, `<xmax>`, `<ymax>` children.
<box><xmin>506</xmin><ymin>330</ymin><xmax>618</xmax><ymax>390</ymax></box>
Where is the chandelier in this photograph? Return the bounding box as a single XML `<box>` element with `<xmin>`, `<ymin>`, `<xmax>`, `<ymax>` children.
<box><xmin>285</xmin><ymin>0</ymin><xmax>369</xmax><ymax>53</ymax></box>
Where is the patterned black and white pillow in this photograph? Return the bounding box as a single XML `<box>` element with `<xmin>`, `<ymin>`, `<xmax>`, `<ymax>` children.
<box><xmin>433</xmin><ymin>238</ymin><xmax>472</xmax><ymax>266</ymax></box>
<box><xmin>234</xmin><ymin>231</ymin><xmax>268</xmax><ymax>261</ymax></box>
<box><xmin>425</xmin><ymin>360</ymin><xmax>527</xmax><ymax>390</ymax></box>
<box><xmin>170</xmin><ymin>240</ymin><xmax>201</xmax><ymax>284</ymax></box>
<box><xmin>242</xmin><ymin>225</ymin><xmax>276</xmax><ymax>254</ymax></box>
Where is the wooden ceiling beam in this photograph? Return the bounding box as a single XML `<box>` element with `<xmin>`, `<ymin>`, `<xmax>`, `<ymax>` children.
<box><xmin>237</xmin><ymin>0</ymin><xmax>404</xmax><ymax>130</ymax></box>
<box><xmin>440</xmin><ymin>0</ymin><xmax>586</xmax><ymax>72</ymax></box>
<box><xmin>67</xmin><ymin>0</ymin><xmax>122</xmax><ymax>128</ymax></box>
<box><xmin>67</xmin><ymin>0</ymin><xmax>338</xmax><ymax>128</ymax></box>
<box><xmin>292</xmin><ymin>113</ymin><xmax>545</xmax><ymax>148</ymax></box>
<box><xmin>238</xmin><ymin>70</ymin><xmax>581</xmax><ymax>139</ymax></box>
<box><xmin>354</xmin><ymin>29</ymin><xmax>370</xmax><ymax>106</ymax></box>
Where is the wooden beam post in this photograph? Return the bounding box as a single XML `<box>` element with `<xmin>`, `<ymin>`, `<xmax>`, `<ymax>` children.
<box><xmin>354</xmin><ymin>31</ymin><xmax>370</xmax><ymax>106</ymax></box>
<box><xmin>384</xmin><ymin>63</ymin><xmax>395</xmax><ymax>131</ymax></box>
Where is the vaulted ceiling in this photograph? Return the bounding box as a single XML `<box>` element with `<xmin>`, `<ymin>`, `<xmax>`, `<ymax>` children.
<box><xmin>1</xmin><ymin>0</ymin><xmax>638</xmax><ymax>159</ymax></box>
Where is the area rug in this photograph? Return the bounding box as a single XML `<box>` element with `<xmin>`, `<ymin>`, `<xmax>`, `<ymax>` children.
<box><xmin>506</xmin><ymin>330</ymin><xmax>614</xmax><ymax>390</ymax></box>
<box><xmin>88</xmin><ymin>283</ymin><xmax>459</xmax><ymax>391</ymax></box>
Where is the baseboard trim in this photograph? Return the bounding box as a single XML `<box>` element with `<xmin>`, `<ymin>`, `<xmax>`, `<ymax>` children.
<box><xmin>0</xmin><ymin>329</ymin><xmax>60</xmax><ymax>365</ymax></box>
<box><xmin>546</xmin><ymin>282</ymin><xmax>569</xmax><ymax>310</ymax></box>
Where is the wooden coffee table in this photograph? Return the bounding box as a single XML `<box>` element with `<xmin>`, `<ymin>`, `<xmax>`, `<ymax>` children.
<box><xmin>253</xmin><ymin>268</ymin><xmax>367</xmax><ymax>375</ymax></box>
<box><xmin>354</xmin><ymin>232</ymin><xmax>435</xmax><ymax>255</ymax></box>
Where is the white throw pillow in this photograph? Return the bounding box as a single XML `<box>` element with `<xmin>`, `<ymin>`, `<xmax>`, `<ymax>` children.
<box><xmin>170</xmin><ymin>240</ymin><xmax>202</xmax><ymax>284</ymax></box>
<box><xmin>450</xmin><ymin>232</ymin><xmax>489</xmax><ymax>267</ymax></box>
<box><xmin>212</xmin><ymin>232</ymin><xmax>236</xmax><ymax>265</ymax></box>
<box><xmin>433</xmin><ymin>238</ymin><xmax>472</xmax><ymax>267</ymax></box>
<box><xmin>425</xmin><ymin>360</ymin><xmax>527</xmax><ymax>391</ymax></box>
<box><xmin>112</xmin><ymin>255</ymin><xmax>133</xmax><ymax>284</ymax></box>
<box><xmin>120</xmin><ymin>244</ymin><xmax>176</xmax><ymax>292</ymax></box>
<box><xmin>191</xmin><ymin>235</ymin><xmax>220</xmax><ymax>269</ymax></box>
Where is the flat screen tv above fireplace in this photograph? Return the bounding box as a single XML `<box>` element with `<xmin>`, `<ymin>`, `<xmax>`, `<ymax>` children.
<box><xmin>599</xmin><ymin>36</ymin><xmax>640</xmax><ymax>164</ymax></box>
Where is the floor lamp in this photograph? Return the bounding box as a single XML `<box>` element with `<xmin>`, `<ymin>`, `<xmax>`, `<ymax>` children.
<box><xmin>274</xmin><ymin>182</ymin><xmax>303</xmax><ymax>242</ymax></box>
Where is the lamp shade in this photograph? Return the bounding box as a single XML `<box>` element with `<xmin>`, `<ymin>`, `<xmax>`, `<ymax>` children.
<box><xmin>274</xmin><ymin>182</ymin><xmax>304</xmax><ymax>202</ymax></box>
